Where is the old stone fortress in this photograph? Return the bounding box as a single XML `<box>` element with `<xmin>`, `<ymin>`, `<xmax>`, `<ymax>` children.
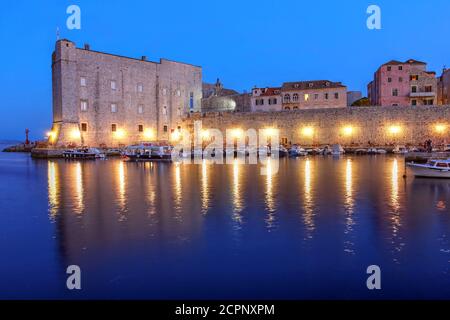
<box><xmin>50</xmin><ymin>39</ymin><xmax>450</xmax><ymax>147</ymax></box>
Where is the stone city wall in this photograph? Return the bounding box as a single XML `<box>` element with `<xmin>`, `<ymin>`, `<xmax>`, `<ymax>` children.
<box><xmin>182</xmin><ymin>105</ymin><xmax>450</xmax><ymax>147</ymax></box>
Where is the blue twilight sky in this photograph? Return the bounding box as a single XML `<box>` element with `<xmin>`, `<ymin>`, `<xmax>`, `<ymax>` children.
<box><xmin>0</xmin><ymin>0</ymin><xmax>449</xmax><ymax>140</ymax></box>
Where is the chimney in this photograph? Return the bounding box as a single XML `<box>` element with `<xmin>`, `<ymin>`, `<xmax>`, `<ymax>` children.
<box><xmin>141</xmin><ymin>56</ymin><xmax>147</xmax><ymax>61</ymax></box>
<box><xmin>84</xmin><ymin>43</ymin><xmax>90</xmax><ymax>50</ymax></box>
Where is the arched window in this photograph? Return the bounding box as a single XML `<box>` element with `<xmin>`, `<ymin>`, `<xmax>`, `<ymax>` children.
<box><xmin>293</xmin><ymin>106</ymin><xmax>299</xmax><ymax>110</ymax></box>
<box><xmin>293</xmin><ymin>93</ymin><xmax>299</xmax><ymax>102</ymax></box>
<box><xmin>284</xmin><ymin>106</ymin><xmax>290</xmax><ymax>110</ymax></box>
<box><xmin>284</xmin><ymin>94</ymin><xmax>291</xmax><ymax>103</ymax></box>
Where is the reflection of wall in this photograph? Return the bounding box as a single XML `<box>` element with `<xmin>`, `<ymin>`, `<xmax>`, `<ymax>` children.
<box><xmin>182</xmin><ymin>105</ymin><xmax>450</xmax><ymax>146</ymax></box>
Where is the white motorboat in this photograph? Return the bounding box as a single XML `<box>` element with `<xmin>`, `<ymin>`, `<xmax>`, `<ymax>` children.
<box><xmin>367</xmin><ymin>148</ymin><xmax>387</xmax><ymax>154</ymax></box>
<box><xmin>123</xmin><ymin>143</ymin><xmax>172</xmax><ymax>161</ymax></box>
<box><xmin>407</xmin><ymin>159</ymin><xmax>450</xmax><ymax>178</ymax></box>
<box><xmin>393</xmin><ymin>145</ymin><xmax>408</xmax><ymax>154</ymax></box>
<box><xmin>331</xmin><ymin>144</ymin><xmax>345</xmax><ymax>156</ymax></box>
<box><xmin>63</xmin><ymin>147</ymin><xmax>105</xmax><ymax>159</ymax></box>
<box><xmin>289</xmin><ymin>145</ymin><xmax>308</xmax><ymax>157</ymax></box>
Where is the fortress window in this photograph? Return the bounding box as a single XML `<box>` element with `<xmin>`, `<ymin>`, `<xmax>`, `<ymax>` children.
<box><xmin>137</xmin><ymin>83</ymin><xmax>143</xmax><ymax>93</ymax></box>
<box><xmin>138</xmin><ymin>105</ymin><xmax>144</xmax><ymax>114</ymax></box>
<box><xmin>412</xmin><ymin>100</ymin><xmax>417</xmax><ymax>106</ymax></box>
<box><xmin>388</xmin><ymin>77</ymin><xmax>392</xmax><ymax>83</ymax></box>
<box><xmin>80</xmin><ymin>77</ymin><xmax>86</xmax><ymax>87</ymax></box>
<box><xmin>163</xmin><ymin>125</ymin><xmax>168</xmax><ymax>133</ymax></box>
<box><xmin>324</xmin><ymin>93</ymin><xmax>329</xmax><ymax>100</ymax></box>
<box><xmin>314</xmin><ymin>94</ymin><xmax>319</xmax><ymax>100</ymax></box>
<box><xmin>304</xmin><ymin>94</ymin><xmax>310</xmax><ymax>101</ymax></box>
<box><xmin>111</xmin><ymin>103</ymin><xmax>117</xmax><ymax>113</ymax></box>
<box><xmin>392</xmin><ymin>88</ymin><xmax>398</xmax><ymax>96</ymax></box>
<box><xmin>163</xmin><ymin>106</ymin><xmax>167</xmax><ymax>115</ymax></box>
<box><xmin>293</xmin><ymin>93</ymin><xmax>299</xmax><ymax>102</ymax></box>
<box><xmin>81</xmin><ymin>123</ymin><xmax>87</xmax><ymax>132</ymax></box>
<box><xmin>411</xmin><ymin>86</ymin><xmax>417</xmax><ymax>93</ymax></box>
<box><xmin>334</xmin><ymin>93</ymin><xmax>339</xmax><ymax>99</ymax></box>
<box><xmin>387</xmin><ymin>66</ymin><xmax>392</xmax><ymax>71</ymax></box>
<box><xmin>399</xmin><ymin>66</ymin><xmax>403</xmax><ymax>70</ymax></box>
<box><xmin>410</xmin><ymin>75</ymin><xmax>419</xmax><ymax>81</ymax></box>
<box><xmin>80</xmin><ymin>100</ymin><xmax>88</xmax><ymax>111</ymax></box>
<box><xmin>111</xmin><ymin>124</ymin><xmax>117</xmax><ymax>132</ymax></box>
<box><xmin>138</xmin><ymin>125</ymin><xmax>143</xmax><ymax>132</ymax></box>
<box><xmin>283</xmin><ymin>94</ymin><xmax>290</xmax><ymax>103</ymax></box>
<box><xmin>111</xmin><ymin>80</ymin><xmax>117</xmax><ymax>90</ymax></box>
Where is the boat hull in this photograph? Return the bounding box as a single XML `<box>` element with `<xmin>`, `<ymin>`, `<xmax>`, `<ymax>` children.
<box><xmin>407</xmin><ymin>163</ymin><xmax>450</xmax><ymax>178</ymax></box>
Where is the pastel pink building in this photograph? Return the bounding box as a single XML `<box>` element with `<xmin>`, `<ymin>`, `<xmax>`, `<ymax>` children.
<box><xmin>368</xmin><ymin>59</ymin><xmax>437</xmax><ymax>106</ymax></box>
<box><xmin>251</xmin><ymin>87</ymin><xmax>282</xmax><ymax>112</ymax></box>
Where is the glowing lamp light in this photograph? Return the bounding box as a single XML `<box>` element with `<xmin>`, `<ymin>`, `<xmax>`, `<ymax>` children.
<box><xmin>171</xmin><ymin>130</ymin><xmax>181</xmax><ymax>141</ymax></box>
<box><xmin>231</xmin><ymin>129</ymin><xmax>243</xmax><ymax>139</ymax></box>
<box><xmin>47</xmin><ymin>131</ymin><xmax>56</xmax><ymax>143</ymax></box>
<box><xmin>114</xmin><ymin>129</ymin><xmax>126</xmax><ymax>139</ymax></box>
<box><xmin>201</xmin><ymin>129</ymin><xmax>210</xmax><ymax>139</ymax></box>
<box><xmin>263</xmin><ymin>128</ymin><xmax>278</xmax><ymax>137</ymax></box>
<box><xmin>70</xmin><ymin>129</ymin><xmax>81</xmax><ymax>140</ymax></box>
<box><xmin>343</xmin><ymin>126</ymin><xmax>353</xmax><ymax>136</ymax></box>
<box><xmin>144</xmin><ymin>128</ymin><xmax>155</xmax><ymax>140</ymax></box>
<box><xmin>435</xmin><ymin>124</ymin><xmax>447</xmax><ymax>134</ymax></box>
<box><xmin>389</xmin><ymin>126</ymin><xmax>401</xmax><ymax>135</ymax></box>
<box><xmin>301</xmin><ymin>127</ymin><xmax>314</xmax><ymax>137</ymax></box>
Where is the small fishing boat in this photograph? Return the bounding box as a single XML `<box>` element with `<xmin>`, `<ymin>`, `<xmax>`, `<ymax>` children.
<box><xmin>289</xmin><ymin>144</ymin><xmax>308</xmax><ymax>157</ymax></box>
<box><xmin>355</xmin><ymin>148</ymin><xmax>368</xmax><ymax>155</ymax></box>
<box><xmin>393</xmin><ymin>145</ymin><xmax>408</xmax><ymax>154</ymax></box>
<box><xmin>367</xmin><ymin>148</ymin><xmax>387</xmax><ymax>154</ymax></box>
<box><xmin>407</xmin><ymin>159</ymin><xmax>450</xmax><ymax>178</ymax></box>
<box><xmin>123</xmin><ymin>143</ymin><xmax>172</xmax><ymax>161</ymax></box>
<box><xmin>331</xmin><ymin>144</ymin><xmax>345</xmax><ymax>156</ymax></box>
<box><xmin>63</xmin><ymin>147</ymin><xmax>105</xmax><ymax>159</ymax></box>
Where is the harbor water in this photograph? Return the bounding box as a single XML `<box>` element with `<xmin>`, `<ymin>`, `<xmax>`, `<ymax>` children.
<box><xmin>1</xmin><ymin>146</ymin><xmax>450</xmax><ymax>299</ymax></box>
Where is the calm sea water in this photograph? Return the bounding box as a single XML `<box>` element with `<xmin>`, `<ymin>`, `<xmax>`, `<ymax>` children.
<box><xmin>1</xmin><ymin>145</ymin><xmax>450</xmax><ymax>299</ymax></box>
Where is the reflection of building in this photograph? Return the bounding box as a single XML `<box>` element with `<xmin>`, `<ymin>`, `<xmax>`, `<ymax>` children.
<box><xmin>51</xmin><ymin>39</ymin><xmax>202</xmax><ymax>147</ymax></box>
<box><xmin>368</xmin><ymin>59</ymin><xmax>437</xmax><ymax>106</ymax></box>
<box><xmin>251</xmin><ymin>87</ymin><xmax>282</xmax><ymax>112</ymax></box>
<box><xmin>438</xmin><ymin>68</ymin><xmax>450</xmax><ymax>105</ymax></box>
<box><xmin>281</xmin><ymin>80</ymin><xmax>347</xmax><ymax>110</ymax></box>
<box><xmin>201</xmin><ymin>79</ymin><xmax>251</xmax><ymax>112</ymax></box>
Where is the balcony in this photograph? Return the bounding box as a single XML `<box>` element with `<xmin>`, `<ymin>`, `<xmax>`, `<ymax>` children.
<box><xmin>409</xmin><ymin>91</ymin><xmax>436</xmax><ymax>98</ymax></box>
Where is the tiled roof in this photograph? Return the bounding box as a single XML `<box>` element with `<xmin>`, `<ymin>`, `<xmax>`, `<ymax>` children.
<box><xmin>260</xmin><ymin>87</ymin><xmax>281</xmax><ymax>96</ymax></box>
<box><xmin>281</xmin><ymin>80</ymin><xmax>346</xmax><ymax>91</ymax></box>
<box><xmin>382</xmin><ymin>59</ymin><xmax>427</xmax><ymax>66</ymax></box>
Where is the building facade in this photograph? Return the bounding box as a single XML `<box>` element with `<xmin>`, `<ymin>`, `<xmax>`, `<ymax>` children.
<box><xmin>367</xmin><ymin>59</ymin><xmax>437</xmax><ymax>107</ymax></box>
<box><xmin>251</xmin><ymin>87</ymin><xmax>282</xmax><ymax>112</ymax></box>
<box><xmin>281</xmin><ymin>80</ymin><xmax>347</xmax><ymax>110</ymax></box>
<box><xmin>438</xmin><ymin>68</ymin><xmax>450</xmax><ymax>105</ymax></box>
<box><xmin>51</xmin><ymin>39</ymin><xmax>202</xmax><ymax>147</ymax></box>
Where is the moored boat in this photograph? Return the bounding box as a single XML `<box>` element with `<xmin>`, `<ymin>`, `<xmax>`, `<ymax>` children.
<box><xmin>331</xmin><ymin>144</ymin><xmax>345</xmax><ymax>156</ymax></box>
<box><xmin>393</xmin><ymin>145</ymin><xmax>408</xmax><ymax>154</ymax></box>
<box><xmin>63</xmin><ymin>147</ymin><xmax>105</xmax><ymax>159</ymax></box>
<box><xmin>289</xmin><ymin>144</ymin><xmax>308</xmax><ymax>157</ymax></box>
<box><xmin>123</xmin><ymin>143</ymin><xmax>172</xmax><ymax>161</ymax></box>
<box><xmin>407</xmin><ymin>158</ymin><xmax>450</xmax><ymax>178</ymax></box>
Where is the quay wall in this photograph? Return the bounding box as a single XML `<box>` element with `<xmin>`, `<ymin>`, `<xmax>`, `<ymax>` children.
<box><xmin>181</xmin><ymin>105</ymin><xmax>450</xmax><ymax>147</ymax></box>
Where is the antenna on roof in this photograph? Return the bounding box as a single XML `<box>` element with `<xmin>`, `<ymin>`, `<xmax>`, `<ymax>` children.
<box><xmin>56</xmin><ymin>27</ymin><xmax>60</xmax><ymax>41</ymax></box>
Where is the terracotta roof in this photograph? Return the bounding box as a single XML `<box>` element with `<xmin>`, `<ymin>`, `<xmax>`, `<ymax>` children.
<box><xmin>382</xmin><ymin>59</ymin><xmax>427</xmax><ymax>66</ymax></box>
<box><xmin>260</xmin><ymin>87</ymin><xmax>281</xmax><ymax>96</ymax></box>
<box><xmin>281</xmin><ymin>80</ymin><xmax>346</xmax><ymax>91</ymax></box>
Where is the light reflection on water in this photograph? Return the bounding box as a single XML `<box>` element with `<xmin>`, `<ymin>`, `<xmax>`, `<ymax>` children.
<box><xmin>4</xmin><ymin>152</ymin><xmax>450</xmax><ymax>299</ymax></box>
